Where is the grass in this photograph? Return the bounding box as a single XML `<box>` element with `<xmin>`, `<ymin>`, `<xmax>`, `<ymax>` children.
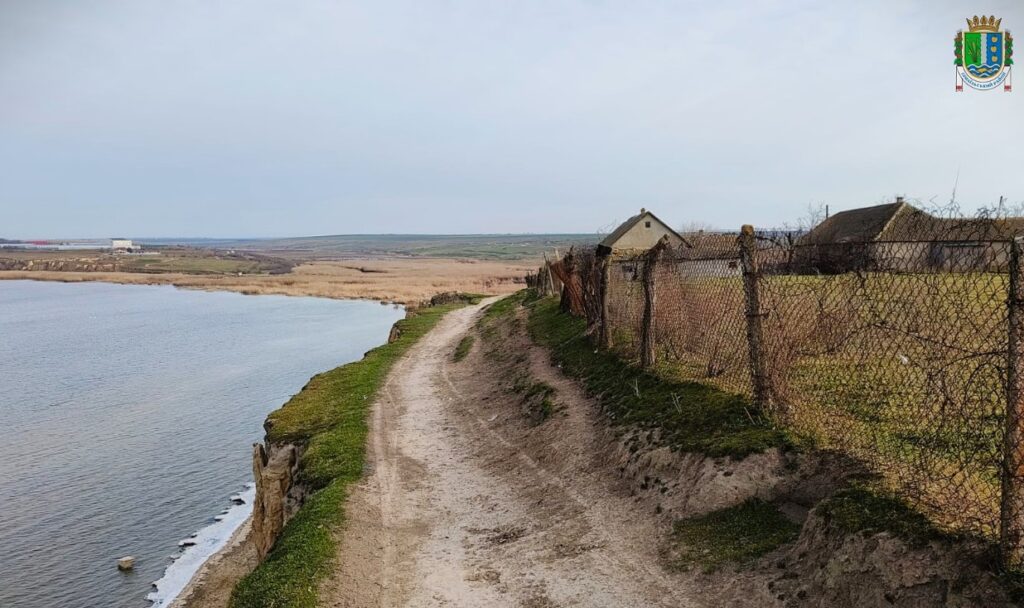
<box><xmin>521</xmin><ymin>292</ymin><xmax>790</xmax><ymax>458</ymax></box>
<box><xmin>513</xmin><ymin>377</ymin><xmax>558</xmax><ymax>423</ymax></box>
<box><xmin>816</xmin><ymin>486</ymin><xmax>951</xmax><ymax>548</ymax></box>
<box><xmin>453</xmin><ymin>335</ymin><xmax>474</xmax><ymax>361</ymax></box>
<box><xmin>669</xmin><ymin>499</ymin><xmax>801</xmax><ymax>571</ymax></box>
<box><xmin>122</xmin><ymin>256</ymin><xmax>269</xmax><ymax>275</ymax></box>
<box><xmin>229</xmin><ymin>300</ymin><xmax>468</xmax><ymax>608</ymax></box>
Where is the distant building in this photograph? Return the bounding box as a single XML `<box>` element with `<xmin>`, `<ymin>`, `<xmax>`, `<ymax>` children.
<box><xmin>597</xmin><ymin>209</ymin><xmax>686</xmax><ymax>256</ymax></box>
<box><xmin>111</xmin><ymin>239</ymin><xmax>136</xmax><ymax>253</ymax></box>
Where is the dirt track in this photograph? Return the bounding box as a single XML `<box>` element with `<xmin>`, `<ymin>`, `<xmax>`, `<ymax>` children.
<box><xmin>320</xmin><ymin>300</ymin><xmax>704</xmax><ymax>607</ymax></box>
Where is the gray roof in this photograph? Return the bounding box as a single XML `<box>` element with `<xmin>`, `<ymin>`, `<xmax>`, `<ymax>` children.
<box><xmin>802</xmin><ymin>202</ymin><xmax>905</xmax><ymax>244</ymax></box>
<box><xmin>803</xmin><ymin>201</ymin><xmax>1024</xmax><ymax>243</ymax></box>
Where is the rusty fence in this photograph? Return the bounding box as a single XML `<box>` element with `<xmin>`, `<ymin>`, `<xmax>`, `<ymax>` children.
<box><xmin>538</xmin><ymin>229</ymin><xmax>1024</xmax><ymax>568</ymax></box>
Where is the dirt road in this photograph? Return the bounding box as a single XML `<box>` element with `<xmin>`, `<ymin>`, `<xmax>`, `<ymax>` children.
<box><xmin>320</xmin><ymin>301</ymin><xmax>703</xmax><ymax>607</ymax></box>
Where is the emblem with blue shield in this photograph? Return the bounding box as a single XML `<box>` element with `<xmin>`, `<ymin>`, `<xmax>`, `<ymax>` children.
<box><xmin>956</xmin><ymin>16</ymin><xmax>1013</xmax><ymax>91</ymax></box>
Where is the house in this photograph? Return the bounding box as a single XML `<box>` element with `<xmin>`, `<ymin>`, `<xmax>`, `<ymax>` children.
<box><xmin>796</xmin><ymin>198</ymin><xmax>1024</xmax><ymax>273</ymax></box>
<box><xmin>111</xmin><ymin>239</ymin><xmax>136</xmax><ymax>253</ymax></box>
<box><xmin>596</xmin><ymin>209</ymin><xmax>686</xmax><ymax>257</ymax></box>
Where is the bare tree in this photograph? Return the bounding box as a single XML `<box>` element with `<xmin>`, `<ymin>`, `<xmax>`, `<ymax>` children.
<box><xmin>779</xmin><ymin>201</ymin><xmax>828</xmax><ymax>235</ymax></box>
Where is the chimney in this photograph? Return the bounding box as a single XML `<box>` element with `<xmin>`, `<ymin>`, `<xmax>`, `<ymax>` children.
<box><xmin>895</xmin><ymin>196</ymin><xmax>905</xmax><ymax>204</ymax></box>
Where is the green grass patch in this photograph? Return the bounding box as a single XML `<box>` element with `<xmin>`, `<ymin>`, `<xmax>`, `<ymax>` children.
<box><xmin>521</xmin><ymin>292</ymin><xmax>789</xmax><ymax>458</ymax></box>
<box><xmin>122</xmin><ymin>254</ymin><xmax>289</xmax><ymax>275</ymax></box>
<box><xmin>670</xmin><ymin>499</ymin><xmax>800</xmax><ymax>571</ymax></box>
<box><xmin>514</xmin><ymin>378</ymin><xmax>558</xmax><ymax>423</ymax></box>
<box><xmin>230</xmin><ymin>300</ymin><xmax>468</xmax><ymax>608</ymax></box>
<box><xmin>481</xmin><ymin>292</ymin><xmax>523</xmax><ymax>323</ymax></box>
<box><xmin>453</xmin><ymin>335</ymin><xmax>474</xmax><ymax>362</ymax></box>
<box><xmin>816</xmin><ymin>486</ymin><xmax>951</xmax><ymax>548</ymax></box>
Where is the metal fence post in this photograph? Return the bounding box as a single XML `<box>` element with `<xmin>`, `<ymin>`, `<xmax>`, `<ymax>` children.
<box><xmin>739</xmin><ymin>225</ymin><xmax>773</xmax><ymax>413</ymax></box>
<box><xmin>640</xmin><ymin>241</ymin><xmax>665</xmax><ymax>369</ymax></box>
<box><xmin>1003</xmin><ymin>236</ymin><xmax>1024</xmax><ymax>569</ymax></box>
<box><xmin>599</xmin><ymin>255</ymin><xmax>612</xmax><ymax>349</ymax></box>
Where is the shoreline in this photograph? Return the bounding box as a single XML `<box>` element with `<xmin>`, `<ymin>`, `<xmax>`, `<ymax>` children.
<box><xmin>0</xmin><ymin>271</ymin><xmax>404</xmax><ymax>305</ymax></box>
<box><xmin>166</xmin><ymin>515</ymin><xmax>257</xmax><ymax>608</ymax></box>
<box><xmin>149</xmin><ymin>484</ymin><xmax>257</xmax><ymax>608</ymax></box>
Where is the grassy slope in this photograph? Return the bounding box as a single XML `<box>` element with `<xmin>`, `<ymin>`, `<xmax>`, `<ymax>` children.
<box><xmin>229</xmin><ymin>301</ymin><xmax>470</xmax><ymax>608</ymax></box>
<box><xmin>670</xmin><ymin>499</ymin><xmax>801</xmax><ymax>571</ymax></box>
<box><xmin>523</xmin><ymin>292</ymin><xmax>789</xmax><ymax>458</ymax></box>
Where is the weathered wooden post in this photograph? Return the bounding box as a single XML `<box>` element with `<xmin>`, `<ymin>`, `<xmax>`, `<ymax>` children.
<box><xmin>1003</xmin><ymin>236</ymin><xmax>1024</xmax><ymax>569</ymax></box>
<box><xmin>552</xmin><ymin>248</ymin><xmax>563</xmax><ymax>296</ymax></box>
<box><xmin>640</xmin><ymin>239</ymin><xmax>666</xmax><ymax>369</ymax></box>
<box><xmin>739</xmin><ymin>225</ymin><xmax>773</xmax><ymax>414</ymax></box>
<box><xmin>599</xmin><ymin>255</ymin><xmax>612</xmax><ymax>349</ymax></box>
<box><xmin>560</xmin><ymin>248</ymin><xmax>577</xmax><ymax>314</ymax></box>
<box><xmin>542</xmin><ymin>252</ymin><xmax>555</xmax><ymax>296</ymax></box>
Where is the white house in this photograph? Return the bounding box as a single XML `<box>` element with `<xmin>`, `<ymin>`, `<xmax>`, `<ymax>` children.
<box><xmin>597</xmin><ymin>209</ymin><xmax>686</xmax><ymax>256</ymax></box>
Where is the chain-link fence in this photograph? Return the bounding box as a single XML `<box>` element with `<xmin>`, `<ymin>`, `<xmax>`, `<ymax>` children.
<box><xmin>759</xmin><ymin>236</ymin><xmax>1010</xmax><ymax>540</ymax></box>
<box><xmin>536</xmin><ymin>226</ymin><xmax>1024</xmax><ymax>567</ymax></box>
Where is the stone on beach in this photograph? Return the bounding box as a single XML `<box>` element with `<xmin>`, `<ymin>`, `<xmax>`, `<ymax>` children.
<box><xmin>117</xmin><ymin>556</ymin><xmax>134</xmax><ymax>571</ymax></box>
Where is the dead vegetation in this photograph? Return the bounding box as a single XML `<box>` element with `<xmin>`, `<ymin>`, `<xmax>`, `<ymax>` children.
<box><xmin>0</xmin><ymin>258</ymin><xmax>534</xmax><ymax>304</ymax></box>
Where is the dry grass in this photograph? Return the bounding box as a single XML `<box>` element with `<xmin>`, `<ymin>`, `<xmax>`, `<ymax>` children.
<box><xmin>0</xmin><ymin>258</ymin><xmax>533</xmax><ymax>304</ymax></box>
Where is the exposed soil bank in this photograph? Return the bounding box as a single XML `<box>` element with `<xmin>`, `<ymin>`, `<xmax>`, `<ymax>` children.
<box><xmin>169</xmin><ymin>443</ymin><xmax>307</xmax><ymax>608</ymax></box>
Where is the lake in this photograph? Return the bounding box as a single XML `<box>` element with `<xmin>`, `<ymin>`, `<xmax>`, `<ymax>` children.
<box><xmin>0</xmin><ymin>280</ymin><xmax>405</xmax><ymax>607</ymax></box>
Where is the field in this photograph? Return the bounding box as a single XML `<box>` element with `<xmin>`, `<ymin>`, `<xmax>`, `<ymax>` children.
<box><xmin>0</xmin><ymin>258</ymin><xmax>534</xmax><ymax>304</ymax></box>
<box><xmin>0</xmin><ymin>234</ymin><xmax>589</xmax><ymax>302</ymax></box>
<box><xmin>203</xmin><ymin>233</ymin><xmax>599</xmax><ymax>261</ymax></box>
<box><xmin>0</xmin><ymin>248</ymin><xmax>292</xmax><ymax>275</ymax></box>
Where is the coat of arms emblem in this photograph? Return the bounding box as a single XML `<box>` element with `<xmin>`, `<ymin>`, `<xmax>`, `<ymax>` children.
<box><xmin>955</xmin><ymin>15</ymin><xmax>1013</xmax><ymax>91</ymax></box>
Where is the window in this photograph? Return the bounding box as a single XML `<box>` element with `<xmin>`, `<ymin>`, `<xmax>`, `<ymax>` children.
<box><xmin>645</xmin><ymin>221</ymin><xmax>651</xmax><ymax>228</ymax></box>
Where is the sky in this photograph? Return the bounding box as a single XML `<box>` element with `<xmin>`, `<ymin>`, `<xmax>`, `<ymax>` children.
<box><xmin>1</xmin><ymin>0</ymin><xmax>1022</xmax><ymax>238</ymax></box>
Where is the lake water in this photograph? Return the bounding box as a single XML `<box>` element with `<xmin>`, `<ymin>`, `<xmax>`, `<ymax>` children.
<box><xmin>0</xmin><ymin>281</ymin><xmax>405</xmax><ymax>608</ymax></box>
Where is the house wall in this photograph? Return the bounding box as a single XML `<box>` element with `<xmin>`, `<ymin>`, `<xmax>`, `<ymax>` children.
<box><xmin>793</xmin><ymin>242</ymin><xmax>1010</xmax><ymax>274</ymax></box>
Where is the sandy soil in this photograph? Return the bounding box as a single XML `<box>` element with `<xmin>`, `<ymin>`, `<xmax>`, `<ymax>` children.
<box><xmin>0</xmin><ymin>258</ymin><xmax>533</xmax><ymax>304</ymax></box>
<box><xmin>320</xmin><ymin>300</ymin><xmax>704</xmax><ymax>607</ymax></box>
<box><xmin>170</xmin><ymin>520</ymin><xmax>259</xmax><ymax>608</ymax></box>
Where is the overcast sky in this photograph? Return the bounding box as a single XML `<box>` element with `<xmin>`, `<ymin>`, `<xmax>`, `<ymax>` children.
<box><xmin>1</xmin><ymin>1</ymin><xmax>1022</xmax><ymax>238</ymax></box>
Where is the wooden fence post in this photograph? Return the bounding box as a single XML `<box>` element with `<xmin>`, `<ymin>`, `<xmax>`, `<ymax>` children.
<box><xmin>640</xmin><ymin>241</ymin><xmax>666</xmax><ymax>369</ymax></box>
<box><xmin>542</xmin><ymin>253</ymin><xmax>555</xmax><ymax>296</ymax></box>
<box><xmin>599</xmin><ymin>255</ymin><xmax>612</xmax><ymax>349</ymax></box>
<box><xmin>1003</xmin><ymin>236</ymin><xmax>1024</xmax><ymax>569</ymax></box>
<box><xmin>739</xmin><ymin>225</ymin><xmax>773</xmax><ymax>413</ymax></box>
